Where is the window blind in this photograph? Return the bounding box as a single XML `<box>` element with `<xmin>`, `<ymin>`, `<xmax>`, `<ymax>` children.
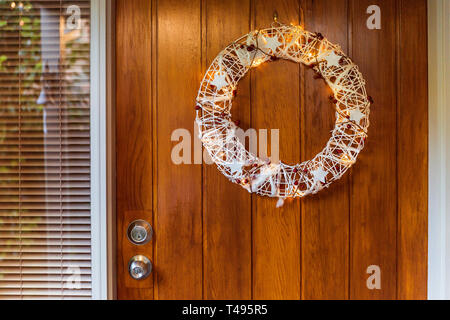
<box><xmin>0</xmin><ymin>0</ymin><xmax>92</xmax><ymax>299</ymax></box>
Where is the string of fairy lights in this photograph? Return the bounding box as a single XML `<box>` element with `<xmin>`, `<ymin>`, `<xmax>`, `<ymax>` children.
<box><xmin>196</xmin><ymin>22</ymin><xmax>372</xmax><ymax>206</ymax></box>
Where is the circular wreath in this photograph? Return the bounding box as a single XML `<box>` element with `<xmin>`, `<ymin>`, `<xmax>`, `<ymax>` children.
<box><xmin>196</xmin><ymin>23</ymin><xmax>371</xmax><ymax>204</ymax></box>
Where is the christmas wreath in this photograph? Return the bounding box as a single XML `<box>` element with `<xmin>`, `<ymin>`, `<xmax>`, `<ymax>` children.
<box><xmin>196</xmin><ymin>23</ymin><xmax>371</xmax><ymax>206</ymax></box>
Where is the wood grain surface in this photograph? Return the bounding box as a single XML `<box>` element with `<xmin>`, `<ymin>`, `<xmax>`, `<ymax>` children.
<box><xmin>350</xmin><ymin>0</ymin><xmax>398</xmax><ymax>300</ymax></box>
<box><xmin>251</xmin><ymin>0</ymin><xmax>302</xmax><ymax>300</ymax></box>
<box><xmin>116</xmin><ymin>0</ymin><xmax>153</xmax><ymax>300</ymax></box>
<box><xmin>115</xmin><ymin>0</ymin><xmax>428</xmax><ymax>300</ymax></box>
<box><xmin>301</xmin><ymin>0</ymin><xmax>350</xmax><ymax>300</ymax></box>
<box><xmin>203</xmin><ymin>0</ymin><xmax>253</xmax><ymax>300</ymax></box>
<box><xmin>154</xmin><ymin>0</ymin><xmax>203</xmax><ymax>300</ymax></box>
<box><xmin>397</xmin><ymin>0</ymin><xmax>428</xmax><ymax>300</ymax></box>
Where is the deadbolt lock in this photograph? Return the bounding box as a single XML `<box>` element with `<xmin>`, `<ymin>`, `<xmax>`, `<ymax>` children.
<box><xmin>127</xmin><ymin>220</ymin><xmax>153</xmax><ymax>245</ymax></box>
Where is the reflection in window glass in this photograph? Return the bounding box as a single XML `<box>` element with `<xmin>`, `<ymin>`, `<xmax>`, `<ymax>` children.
<box><xmin>0</xmin><ymin>0</ymin><xmax>92</xmax><ymax>299</ymax></box>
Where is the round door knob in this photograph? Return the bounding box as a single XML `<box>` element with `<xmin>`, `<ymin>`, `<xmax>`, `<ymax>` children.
<box><xmin>127</xmin><ymin>220</ymin><xmax>153</xmax><ymax>245</ymax></box>
<box><xmin>128</xmin><ymin>255</ymin><xmax>152</xmax><ymax>280</ymax></box>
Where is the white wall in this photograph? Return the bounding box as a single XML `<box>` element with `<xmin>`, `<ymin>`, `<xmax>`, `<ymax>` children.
<box><xmin>428</xmin><ymin>0</ymin><xmax>450</xmax><ymax>300</ymax></box>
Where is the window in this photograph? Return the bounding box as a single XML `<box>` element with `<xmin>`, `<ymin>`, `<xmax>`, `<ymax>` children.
<box><xmin>0</xmin><ymin>0</ymin><xmax>106</xmax><ymax>299</ymax></box>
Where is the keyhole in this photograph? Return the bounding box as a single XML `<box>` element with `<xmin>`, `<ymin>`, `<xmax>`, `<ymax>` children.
<box><xmin>132</xmin><ymin>266</ymin><xmax>144</xmax><ymax>277</ymax></box>
<box><xmin>131</xmin><ymin>226</ymin><xmax>147</xmax><ymax>243</ymax></box>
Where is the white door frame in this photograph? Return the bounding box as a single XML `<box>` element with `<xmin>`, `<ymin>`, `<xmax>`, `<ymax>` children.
<box><xmin>90</xmin><ymin>0</ymin><xmax>108</xmax><ymax>300</ymax></box>
<box><xmin>428</xmin><ymin>0</ymin><xmax>450</xmax><ymax>300</ymax></box>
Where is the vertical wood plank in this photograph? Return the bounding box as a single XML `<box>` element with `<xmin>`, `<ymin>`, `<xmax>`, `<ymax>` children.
<box><xmin>350</xmin><ymin>0</ymin><xmax>398</xmax><ymax>299</ymax></box>
<box><xmin>116</xmin><ymin>0</ymin><xmax>153</xmax><ymax>300</ymax></box>
<box><xmin>252</xmin><ymin>0</ymin><xmax>302</xmax><ymax>300</ymax></box>
<box><xmin>397</xmin><ymin>0</ymin><xmax>428</xmax><ymax>300</ymax></box>
<box><xmin>155</xmin><ymin>0</ymin><xmax>203</xmax><ymax>299</ymax></box>
<box><xmin>301</xmin><ymin>0</ymin><xmax>350</xmax><ymax>300</ymax></box>
<box><xmin>203</xmin><ymin>0</ymin><xmax>253</xmax><ymax>300</ymax></box>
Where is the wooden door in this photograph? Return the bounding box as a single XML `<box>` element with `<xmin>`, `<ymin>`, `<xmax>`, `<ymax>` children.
<box><xmin>115</xmin><ymin>0</ymin><xmax>428</xmax><ymax>300</ymax></box>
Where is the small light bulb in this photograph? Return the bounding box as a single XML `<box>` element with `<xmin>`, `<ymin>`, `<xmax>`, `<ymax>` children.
<box><xmin>10</xmin><ymin>2</ymin><xmax>16</xmax><ymax>8</ymax></box>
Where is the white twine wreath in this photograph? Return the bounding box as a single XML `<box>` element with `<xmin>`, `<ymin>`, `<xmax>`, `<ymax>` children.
<box><xmin>195</xmin><ymin>23</ymin><xmax>371</xmax><ymax>207</ymax></box>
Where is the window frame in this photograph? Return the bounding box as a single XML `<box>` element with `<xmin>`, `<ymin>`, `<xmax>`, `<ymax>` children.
<box><xmin>90</xmin><ymin>0</ymin><xmax>108</xmax><ymax>300</ymax></box>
